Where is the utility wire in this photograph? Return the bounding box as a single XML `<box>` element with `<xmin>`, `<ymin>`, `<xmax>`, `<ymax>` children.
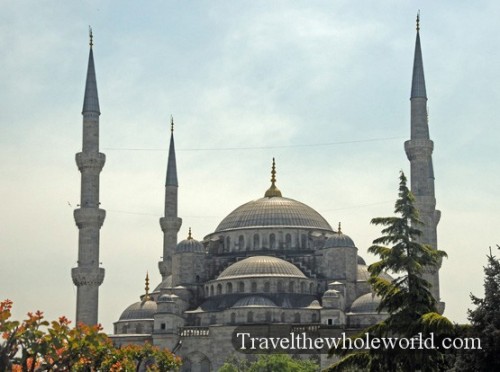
<box><xmin>103</xmin><ymin>136</ymin><xmax>403</xmax><ymax>152</ymax></box>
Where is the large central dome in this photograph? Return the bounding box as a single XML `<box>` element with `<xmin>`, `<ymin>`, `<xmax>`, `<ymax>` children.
<box><xmin>214</xmin><ymin>196</ymin><xmax>333</xmax><ymax>233</ymax></box>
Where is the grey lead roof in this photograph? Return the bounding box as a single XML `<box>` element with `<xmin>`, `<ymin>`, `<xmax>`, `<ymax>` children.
<box><xmin>166</xmin><ymin>132</ymin><xmax>178</xmax><ymax>186</ymax></box>
<box><xmin>214</xmin><ymin>196</ymin><xmax>333</xmax><ymax>233</ymax></box>
<box><xmin>217</xmin><ymin>256</ymin><xmax>306</xmax><ymax>280</ymax></box>
<box><xmin>411</xmin><ymin>31</ymin><xmax>427</xmax><ymax>99</ymax></box>
<box><xmin>82</xmin><ymin>48</ymin><xmax>100</xmax><ymax>114</ymax></box>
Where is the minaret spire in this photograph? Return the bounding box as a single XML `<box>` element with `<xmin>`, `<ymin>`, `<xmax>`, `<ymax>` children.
<box><xmin>411</xmin><ymin>11</ymin><xmax>427</xmax><ymax>101</ymax></box>
<box><xmin>404</xmin><ymin>15</ymin><xmax>442</xmax><ymax>309</ymax></box>
<box><xmin>72</xmin><ymin>30</ymin><xmax>106</xmax><ymax>325</ymax></box>
<box><xmin>159</xmin><ymin>117</ymin><xmax>182</xmax><ymax>280</ymax></box>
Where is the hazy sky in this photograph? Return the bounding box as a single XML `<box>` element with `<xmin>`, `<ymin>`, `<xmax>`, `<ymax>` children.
<box><xmin>1</xmin><ymin>1</ymin><xmax>499</xmax><ymax>333</ymax></box>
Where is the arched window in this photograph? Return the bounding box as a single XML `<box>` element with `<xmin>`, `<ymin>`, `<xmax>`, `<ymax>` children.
<box><xmin>285</xmin><ymin>233</ymin><xmax>292</xmax><ymax>248</ymax></box>
<box><xmin>270</xmin><ymin>233</ymin><xmax>276</xmax><ymax>249</ymax></box>
<box><xmin>289</xmin><ymin>281</ymin><xmax>295</xmax><ymax>293</ymax></box>
<box><xmin>230</xmin><ymin>312</ymin><xmax>236</xmax><ymax>324</ymax></box>
<box><xmin>301</xmin><ymin>234</ymin><xmax>308</xmax><ymax>249</ymax></box>
<box><xmin>225</xmin><ymin>236</ymin><xmax>231</xmax><ymax>251</ymax></box>
<box><xmin>309</xmin><ymin>283</ymin><xmax>314</xmax><ymax>294</ymax></box>
<box><xmin>210</xmin><ymin>285</ymin><xmax>214</xmax><ymax>296</ymax></box>
<box><xmin>238</xmin><ymin>282</ymin><xmax>245</xmax><ymax>293</ymax></box>
<box><xmin>294</xmin><ymin>313</ymin><xmax>301</xmax><ymax>323</ymax></box>
<box><xmin>281</xmin><ymin>313</ymin><xmax>286</xmax><ymax>322</ymax></box>
<box><xmin>217</xmin><ymin>284</ymin><xmax>222</xmax><ymax>295</ymax></box>
<box><xmin>300</xmin><ymin>282</ymin><xmax>306</xmax><ymax>293</ymax></box>
<box><xmin>239</xmin><ymin>235</ymin><xmax>245</xmax><ymax>251</ymax></box>
<box><xmin>253</xmin><ymin>234</ymin><xmax>260</xmax><ymax>250</ymax></box>
<box><xmin>247</xmin><ymin>311</ymin><xmax>254</xmax><ymax>323</ymax></box>
<box><xmin>210</xmin><ymin>315</ymin><xmax>216</xmax><ymax>325</ymax></box>
<box><xmin>264</xmin><ymin>282</ymin><xmax>270</xmax><ymax>292</ymax></box>
<box><xmin>251</xmin><ymin>282</ymin><xmax>257</xmax><ymax>293</ymax></box>
<box><xmin>226</xmin><ymin>282</ymin><xmax>233</xmax><ymax>294</ymax></box>
<box><xmin>277</xmin><ymin>281</ymin><xmax>283</xmax><ymax>292</ymax></box>
<box><xmin>312</xmin><ymin>313</ymin><xmax>317</xmax><ymax>323</ymax></box>
<box><xmin>265</xmin><ymin>311</ymin><xmax>272</xmax><ymax>322</ymax></box>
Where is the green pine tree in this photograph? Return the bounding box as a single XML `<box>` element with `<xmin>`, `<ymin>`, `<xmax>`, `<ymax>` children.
<box><xmin>455</xmin><ymin>246</ymin><xmax>500</xmax><ymax>371</ymax></box>
<box><xmin>328</xmin><ymin>171</ymin><xmax>452</xmax><ymax>372</ymax></box>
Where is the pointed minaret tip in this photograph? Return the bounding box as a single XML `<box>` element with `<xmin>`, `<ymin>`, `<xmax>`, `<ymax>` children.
<box><xmin>410</xmin><ymin>11</ymin><xmax>427</xmax><ymax>99</ymax></box>
<box><xmin>165</xmin><ymin>117</ymin><xmax>179</xmax><ymax>187</ymax></box>
<box><xmin>264</xmin><ymin>157</ymin><xmax>282</xmax><ymax>198</ymax></box>
<box><xmin>82</xmin><ymin>27</ymin><xmax>100</xmax><ymax>114</ymax></box>
<box><xmin>89</xmin><ymin>26</ymin><xmax>93</xmax><ymax>48</ymax></box>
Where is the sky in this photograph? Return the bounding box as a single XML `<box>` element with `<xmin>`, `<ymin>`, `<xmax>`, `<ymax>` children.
<box><xmin>1</xmin><ymin>1</ymin><xmax>499</xmax><ymax>333</ymax></box>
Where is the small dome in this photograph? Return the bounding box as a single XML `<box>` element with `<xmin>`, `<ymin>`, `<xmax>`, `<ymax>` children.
<box><xmin>176</xmin><ymin>230</ymin><xmax>204</xmax><ymax>253</ymax></box>
<box><xmin>218</xmin><ymin>256</ymin><xmax>306</xmax><ymax>280</ymax></box>
<box><xmin>323</xmin><ymin>289</ymin><xmax>340</xmax><ymax>298</ymax></box>
<box><xmin>214</xmin><ymin>197</ymin><xmax>333</xmax><ymax>233</ymax></box>
<box><xmin>307</xmin><ymin>300</ymin><xmax>322</xmax><ymax>308</ymax></box>
<box><xmin>119</xmin><ymin>300</ymin><xmax>157</xmax><ymax>320</ymax></box>
<box><xmin>357</xmin><ymin>256</ymin><xmax>366</xmax><ymax>265</ymax></box>
<box><xmin>350</xmin><ymin>293</ymin><xmax>382</xmax><ymax>313</ymax></box>
<box><xmin>232</xmin><ymin>296</ymin><xmax>277</xmax><ymax>308</ymax></box>
<box><xmin>324</xmin><ymin>233</ymin><xmax>355</xmax><ymax>248</ymax></box>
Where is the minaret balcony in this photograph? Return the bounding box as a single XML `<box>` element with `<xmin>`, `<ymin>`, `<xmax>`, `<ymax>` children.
<box><xmin>76</xmin><ymin>152</ymin><xmax>106</xmax><ymax>172</ymax></box>
<box><xmin>404</xmin><ymin>139</ymin><xmax>433</xmax><ymax>160</ymax></box>
<box><xmin>74</xmin><ymin>208</ymin><xmax>106</xmax><ymax>228</ymax></box>
<box><xmin>160</xmin><ymin>217</ymin><xmax>182</xmax><ymax>233</ymax></box>
<box><xmin>71</xmin><ymin>267</ymin><xmax>105</xmax><ymax>286</ymax></box>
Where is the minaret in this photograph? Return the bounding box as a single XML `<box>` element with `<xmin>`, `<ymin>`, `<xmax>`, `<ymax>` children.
<box><xmin>404</xmin><ymin>14</ymin><xmax>442</xmax><ymax>305</ymax></box>
<box><xmin>158</xmin><ymin>117</ymin><xmax>182</xmax><ymax>280</ymax></box>
<box><xmin>71</xmin><ymin>28</ymin><xmax>106</xmax><ymax>325</ymax></box>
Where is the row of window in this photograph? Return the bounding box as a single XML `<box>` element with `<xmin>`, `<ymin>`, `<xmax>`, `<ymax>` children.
<box><xmin>222</xmin><ymin>233</ymin><xmax>309</xmax><ymax>251</ymax></box>
<box><xmin>194</xmin><ymin>312</ymin><xmax>318</xmax><ymax>325</ymax></box>
<box><xmin>206</xmin><ymin>281</ymin><xmax>316</xmax><ymax>296</ymax></box>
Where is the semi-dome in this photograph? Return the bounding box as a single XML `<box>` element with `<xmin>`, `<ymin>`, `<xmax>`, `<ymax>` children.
<box><xmin>357</xmin><ymin>265</ymin><xmax>393</xmax><ymax>282</ymax></box>
<box><xmin>154</xmin><ymin>275</ymin><xmax>172</xmax><ymax>291</ymax></box>
<box><xmin>232</xmin><ymin>296</ymin><xmax>277</xmax><ymax>308</ymax></box>
<box><xmin>119</xmin><ymin>300</ymin><xmax>157</xmax><ymax>320</ymax></box>
<box><xmin>214</xmin><ymin>197</ymin><xmax>333</xmax><ymax>233</ymax></box>
<box><xmin>350</xmin><ymin>293</ymin><xmax>382</xmax><ymax>313</ymax></box>
<box><xmin>217</xmin><ymin>256</ymin><xmax>306</xmax><ymax>280</ymax></box>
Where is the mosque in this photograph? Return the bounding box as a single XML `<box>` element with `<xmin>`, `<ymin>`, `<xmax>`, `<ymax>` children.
<box><xmin>71</xmin><ymin>18</ymin><xmax>442</xmax><ymax>371</ymax></box>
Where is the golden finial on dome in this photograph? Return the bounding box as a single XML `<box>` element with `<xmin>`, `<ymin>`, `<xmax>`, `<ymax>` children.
<box><xmin>144</xmin><ymin>272</ymin><xmax>151</xmax><ymax>301</ymax></box>
<box><xmin>416</xmin><ymin>10</ymin><xmax>420</xmax><ymax>32</ymax></box>
<box><xmin>338</xmin><ymin>222</ymin><xmax>342</xmax><ymax>234</ymax></box>
<box><xmin>264</xmin><ymin>158</ymin><xmax>282</xmax><ymax>198</ymax></box>
<box><xmin>188</xmin><ymin>227</ymin><xmax>193</xmax><ymax>240</ymax></box>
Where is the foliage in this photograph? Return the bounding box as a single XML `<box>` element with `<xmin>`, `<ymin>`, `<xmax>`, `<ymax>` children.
<box><xmin>218</xmin><ymin>354</ymin><xmax>318</xmax><ymax>372</ymax></box>
<box><xmin>328</xmin><ymin>172</ymin><xmax>452</xmax><ymax>371</ymax></box>
<box><xmin>0</xmin><ymin>300</ymin><xmax>181</xmax><ymax>371</ymax></box>
<box><xmin>455</xmin><ymin>246</ymin><xmax>500</xmax><ymax>371</ymax></box>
